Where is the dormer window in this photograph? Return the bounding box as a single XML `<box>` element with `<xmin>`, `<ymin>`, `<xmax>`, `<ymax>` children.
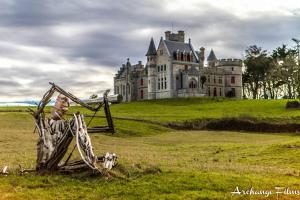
<box><xmin>173</xmin><ymin>52</ymin><xmax>177</xmax><ymax>60</ymax></box>
<box><xmin>187</xmin><ymin>54</ymin><xmax>190</xmax><ymax>62</ymax></box>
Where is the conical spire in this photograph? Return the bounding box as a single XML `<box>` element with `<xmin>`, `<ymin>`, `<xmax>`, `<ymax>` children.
<box><xmin>146</xmin><ymin>38</ymin><xmax>157</xmax><ymax>56</ymax></box>
<box><xmin>207</xmin><ymin>49</ymin><xmax>217</xmax><ymax>61</ymax></box>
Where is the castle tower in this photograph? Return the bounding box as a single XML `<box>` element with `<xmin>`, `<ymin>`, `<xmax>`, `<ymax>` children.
<box><xmin>207</xmin><ymin>49</ymin><xmax>217</xmax><ymax>67</ymax></box>
<box><xmin>199</xmin><ymin>47</ymin><xmax>205</xmax><ymax>68</ymax></box>
<box><xmin>146</xmin><ymin>38</ymin><xmax>157</xmax><ymax>100</ymax></box>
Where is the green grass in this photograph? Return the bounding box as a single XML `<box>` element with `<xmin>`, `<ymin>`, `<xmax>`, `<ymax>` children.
<box><xmin>106</xmin><ymin>98</ymin><xmax>300</xmax><ymax>123</ymax></box>
<box><xmin>0</xmin><ymin>98</ymin><xmax>300</xmax><ymax>199</ymax></box>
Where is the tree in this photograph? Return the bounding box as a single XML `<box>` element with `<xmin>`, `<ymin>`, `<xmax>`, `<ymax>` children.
<box><xmin>200</xmin><ymin>75</ymin><xmax>207</xmax><ymax>89</ymax></box>
<box><xmin>272</xmin><ymin>44</ymin><xmax>298</xmax><ymax>99</ymax></box>
<box><xmin>243</xmin><ymin>45</ymin><xmax>272</xmax><ymax>99</ymax></box>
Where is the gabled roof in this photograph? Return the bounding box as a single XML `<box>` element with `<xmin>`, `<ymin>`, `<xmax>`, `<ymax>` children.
<box><xmin>163</xmin><ymin>40</ymin><xmax>199</xmax><ymax>61</ymax></box>
<box><xmin>207</xmin><ymin>49</ymin><xmax>217</xmax><ymax>61</ymax></box>
<box><xmin>146</xmin><ymin>38</ymin><xmax>157</xmax><ymax>56</ymax></box>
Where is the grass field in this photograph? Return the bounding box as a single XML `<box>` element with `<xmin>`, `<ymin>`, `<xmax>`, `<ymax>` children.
<box><xmin>0</xmin><ymin>98</ymin><xmax>300</xmax><ymax>199</ymax></box>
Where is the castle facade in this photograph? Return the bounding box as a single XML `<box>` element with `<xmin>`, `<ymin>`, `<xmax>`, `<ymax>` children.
<box><xmin>114</xmin><ymin>30</ymin><xmax>242</xmax><ymax>102</ymax></box>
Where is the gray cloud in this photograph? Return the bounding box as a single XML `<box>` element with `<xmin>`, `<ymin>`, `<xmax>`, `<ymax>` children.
<box><xmin>0</xmin><ymin>0</ymin><xmax>300</xmax><ymax>101</ymax></box>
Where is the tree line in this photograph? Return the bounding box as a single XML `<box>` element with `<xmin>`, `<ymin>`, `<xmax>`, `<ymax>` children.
<box><xmin>243</xmin><ymin>44</ymin><xmax>300</xmax><ymax>99</ymax></box>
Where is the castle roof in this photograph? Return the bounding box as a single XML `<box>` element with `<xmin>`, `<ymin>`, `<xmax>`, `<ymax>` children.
<box><xmin>146</xmin><ymin>38</ymin><xmax>157</xmax><ymax>56</ymax></box>
<box><xmin>207</xmin><ymin>49</ymin><xmax>217</xmax><ymax>61</ymax></box>
<box><xmin>163</xmin><ymin>40</ymin><xmax>198</xmax><ymax>61</ymax></box>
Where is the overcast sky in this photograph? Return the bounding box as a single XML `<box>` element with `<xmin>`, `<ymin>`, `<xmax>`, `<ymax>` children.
<box><xmin>1</xmin><ymin>0</ymin><xmax>300</xmax><ymax>101</ymax></box>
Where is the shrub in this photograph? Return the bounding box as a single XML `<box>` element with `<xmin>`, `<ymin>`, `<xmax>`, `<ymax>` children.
<box><xmin>286</xmin><ymin>101</ymin><xmax>300</xmax><ymax>109</ymax></box>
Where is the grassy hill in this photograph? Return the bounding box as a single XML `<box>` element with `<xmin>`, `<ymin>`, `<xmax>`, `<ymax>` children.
<box><xmin>0</xmin><ymin>98</ymin><xmax>300</xmax><ymax>199</ymax></box>
<box><xmin>105</xmin><ymin>98</ymin><xmax>300</xmax><ymax>123</ymax></box>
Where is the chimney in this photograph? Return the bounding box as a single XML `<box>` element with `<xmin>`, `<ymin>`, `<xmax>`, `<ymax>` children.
<box><xmin>178</xmin><ymin>30</ymin><xmax>185</xmax><ymax>42</ymax></box>
<box><xmin>165</xmin><ymin>31</ymin><xmax>171</xmax><ymax>40</ymax></box>
<box><xmin>199</xmin><ymin>47</ymin><xmax>205</xmax><ymax>68</ymax></box>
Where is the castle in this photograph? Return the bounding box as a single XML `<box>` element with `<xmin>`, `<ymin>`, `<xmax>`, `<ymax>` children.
<box><xmin>114</xmin><ymin>30</ymin><xmax>242</xmax><ymax>102</ymax></box>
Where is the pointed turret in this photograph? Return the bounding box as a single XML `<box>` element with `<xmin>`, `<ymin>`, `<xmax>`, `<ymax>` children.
<box><xmin>207</xmin><ymin>49</ymin><xmax>217</xmax><ymax>67</ymax></box>
<box><xmin>146</xmin><ymin>38</ymin><xmax>157</xmax><ymax>100</ymax></box>
<box><xmin>207</xmin><ymin>49</ymin><xmax>217</xmax><ymax>61</ymax></box>
<box><xmin>146</xmin><ymin>38</ymin><xmax>157</xmax><ymax>56</ymax></box>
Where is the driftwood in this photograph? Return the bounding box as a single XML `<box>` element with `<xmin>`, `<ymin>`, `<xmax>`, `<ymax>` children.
<box><xmin>0</xmin><ymin>166</ymin><xmax>8</xmax><ymax>176</ymax></box>
<box><xmin>30</xmin><ymin>83</ymin><xmax>117</xmax><ymax>174</ymax></box>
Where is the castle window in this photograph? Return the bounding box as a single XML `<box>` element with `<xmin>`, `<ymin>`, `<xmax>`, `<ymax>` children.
<box><xmin>158</xmin><ymin>79</ymin><xmax>160</xmax><ymax>90</ymax></box>
<box><xmin>231</xmin><ymin>88</ymin><xmax>236</xmax><ymax>97</ymax></box>
<box><xmin>181</xmin><ymin>52</ymin><xmax>184</xmax><ymax>61</ymax></box>
<box><xmin>187</xmin><ymin>54</ymin><xmax>190</xmax><ymax>62</ymax></box>
<box><xmin>232</xmin><ymin>67</ymin><xmax>234</xmax><ymax>71</ymax></box>
<box><xmin>164</xmin><ymin>77</ymin><xmax>167</xmax><ymax>89</ymax></box>
<box><xmin>213</xmin><ymin>76</ymin><xmax>216</xmax><ymax>83</ymax></box>
<box><xmin>231</xmin><ymin>76</ymin><xmax>235</xmax><ymax>84</ymax></box>
<box><xmin>213</xmin><ymin>88</ymin><xmax>217</xmax><ymax>97</ymax></box>
<box><xmin>189</xmin><ymin>79</ymin><xmax>197</xmax><ymax>89</ymax></box>
<box><xmin>218</xmin><ymin>77</ymin><xmax>222</xmax><ymax>84</ymax></box>
<box><xmin>140</xmin><ymin>78</ymin><xmax>143</xmax><ymax>86</ymax></box>
<box><xmin>164</xmin><ymin>65</ymin><xmax>166</xmax><ymax>71</ymax></box>
<box><xmin>219</xmin><ymin>88</ymin><xmax>222</xmax><ymax>96</ymax></box>
<box><xmin>147</xmin><ymin>58</ymin><xmax>149</xmax><ymax>62</ymax></box>
<box><xmin>141</xmin><ymin>90</ymin><xmax>144</xmax><ymax>99</ymax></box>
<box><xmin>161</xmin><ymin>79</ymin><xmax>163</xmax><ymax>90</ymax></box>
<box><xmin>173</xmin><ymin>52</ymin><xmax>177</xmax><ymax>60</ymax></box>
<box><xmin>180</xmin><ymin>72</ymin><xmax>183</xmax><ymax>89</ymax></box>
<box><xmin>157</xmin><ymin>66</ymin><xmax>160</xmax><ymax>72</ymax></box>
<box><xmin>161</xmin><ymin>65</ymin><xmax>163</xmax><ymax>71</ymax></box>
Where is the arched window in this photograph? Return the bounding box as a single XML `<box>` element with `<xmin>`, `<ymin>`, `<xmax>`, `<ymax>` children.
<box><xmin>189</xmin><ymin>79</ymin><xmax>197</xmax><ymax>89</ymax></box>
